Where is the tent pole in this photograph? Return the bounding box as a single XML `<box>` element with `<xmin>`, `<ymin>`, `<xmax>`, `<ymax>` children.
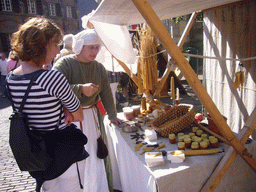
<box><xmin>201</xmin><ymin>107</ymin><xmax>256</xmax><ymax>192</ymax></box>
<box><xmin>177</xmin><ymin>12</ymin><xmax>198</xmax><ymax>48</ymax></box>
<box><xmin>130</xmin><ymin>0</ymin><xmax>256</xmax><ymax>172</ymax></box>
<box><xmin>115</xmin><ymin>58</ymin><xmax>141</xmax><ymax>86</ymax></box>
<box><xmin>154</xmin><ymin>12</ymin><xmax>198</xmax><ymax>96</ymax></box>
<box><xmin>88</xmin><ymin>23</ymin><xmax>142</xmax><ymax>88</ymax></box>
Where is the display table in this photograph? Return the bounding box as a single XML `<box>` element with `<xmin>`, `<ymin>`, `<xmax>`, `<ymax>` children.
<box><xmin>104</xmin><ymin>113</ymin><xmax>256</xmax><ymax>192</ymax></box>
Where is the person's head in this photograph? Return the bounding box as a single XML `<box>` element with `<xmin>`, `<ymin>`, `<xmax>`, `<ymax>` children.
<box><xmin>63</xmin><ymin>34</ymin><xmax>74</xmax><ymax>49</ymax></box>
<box><xmin>0</xmin><ymin>52</ymin><xmax>6</xmax><ymax>60</ymax></box>
<box><xmin>11</xmin><ymin>17</ymin><xmax>63</xmax><ymax>66</ymax></box>
<box><xmin>73</xmin><ymin>29</ymin><xmax>101</xmax><ymax>62</ymax></box>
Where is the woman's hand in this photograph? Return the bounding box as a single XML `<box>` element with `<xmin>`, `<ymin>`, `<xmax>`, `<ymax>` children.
<box><xmin>82</xmin><ymin>83</ymin><xmax>99</xmax><ymax>97</ymax></box>
<box><xmin>63</xmin><ymin>107</ymin><xmax>74</xmax><ymax>125</ymax></box>
<box><xmin>110</xmin><ymin>117</ymin><xmax>123</xmax><ymax>125</ymax></box>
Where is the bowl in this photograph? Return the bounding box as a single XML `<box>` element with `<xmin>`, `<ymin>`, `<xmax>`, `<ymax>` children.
<box><xmin>123</xmin><ymin>107</ymin><xmax>134</xmax><ymax>120</ymax></box>
<box><xmin>122</xmin><ymin>125</ymin><xmax>139</xmax><ymax>133</ymax></box>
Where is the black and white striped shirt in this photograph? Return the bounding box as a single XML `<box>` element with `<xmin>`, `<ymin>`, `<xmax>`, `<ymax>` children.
<box><xmin>7</xmin><ymin>69</ymin><xmax>80</xmax><ymax>131</ymax></box>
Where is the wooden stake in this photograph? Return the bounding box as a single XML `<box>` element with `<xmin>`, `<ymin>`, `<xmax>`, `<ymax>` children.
<box><xmin>201</xmin><ymin>107</ymin><xmax>256</xmax><ymax>191</ymax></box>
<box><xmin>195</xmin><ymin>121</ymin><xmax>230</xmax><ymax>145</ymax></box>
<box><xmin>130</xmin><ymin>0</ymin><xmax>256</xmax><ymax>172</ymax></box>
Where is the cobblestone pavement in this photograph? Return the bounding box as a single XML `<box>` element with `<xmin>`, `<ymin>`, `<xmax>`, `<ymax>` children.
<box><xmin>0</xmin><ymin>80</ymin><xmax>203</xmax><ymax>192</ymax></box>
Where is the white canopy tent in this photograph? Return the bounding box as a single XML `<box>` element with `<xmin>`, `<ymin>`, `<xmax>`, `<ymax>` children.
<box><xmin>83</xmin><ymin>0</ymin><xmax>241</xmax><ymax>72</ymax></box>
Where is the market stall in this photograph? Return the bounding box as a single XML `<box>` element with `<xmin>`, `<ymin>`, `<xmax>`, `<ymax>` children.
<box><xmin>81</xmin><ymin>0</ymin><xmax>256</xmax><ymax>190</ymax></box>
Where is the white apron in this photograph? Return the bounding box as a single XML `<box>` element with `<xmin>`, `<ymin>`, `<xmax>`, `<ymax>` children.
<box><xmin>42</xmin><ymin>160</ymin><xmax>86</xmax><ymax>192</ymax></box>
<box><xmin>75</xmin><ymin>106</ymin><xmax>110</xmax><ymax>192</ymax></box>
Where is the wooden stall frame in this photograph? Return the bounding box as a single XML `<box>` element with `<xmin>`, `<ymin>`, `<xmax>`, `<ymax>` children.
<box><xmin>201</xmin><ymin>107</ymin><xmax>256</xmax><ymax>191</ymax></box>
<box><xmin>195</xmin><ymin>121</ymin><xmax>230</xmax><ymax>145</ymax></box>
<box><xmin>154</xmin><ymin>12</ymin><xmax>198</xmax><ymax>96</ymax></box>
<box><xmin>130</xmin><ymin>0</ymin><xmax>256</xmax><ymax>173</ymax></box>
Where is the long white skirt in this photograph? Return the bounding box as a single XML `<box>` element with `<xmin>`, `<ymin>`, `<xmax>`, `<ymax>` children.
<box><xmin>42</xmin><ymin>159</ymin><xmax>86</xmax><ymax>192</ymax></box>
<box><xmin>74</xmin><ymin>106</ymin><xmax>110</xmax><ymax>192</ymax></box>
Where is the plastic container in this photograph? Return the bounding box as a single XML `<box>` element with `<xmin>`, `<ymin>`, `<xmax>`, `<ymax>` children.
<box><xmin>123</xmin><ymin>107</ymin><xmax>134</xmax><ymax>120</ymax></box>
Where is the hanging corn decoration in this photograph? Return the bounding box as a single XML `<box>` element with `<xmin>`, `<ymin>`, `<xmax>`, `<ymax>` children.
<box><xmin>137</xmin><ymin>23</ymin><xmax>158</xmax><ymax>96</ymax></box>
<box><xmin>233</xmin><ymin>72</ymin><xmax>240</xmax><ymax>89</ymax></box>
<box><xmin>233</xmin><ymin>71</ymin><xmax>245</xmax><ymax>90</ymax></box>
<box><xmin>240</xmin><ymin>71</ymin><xmax>245</xmax><ymax>87</ymax></box>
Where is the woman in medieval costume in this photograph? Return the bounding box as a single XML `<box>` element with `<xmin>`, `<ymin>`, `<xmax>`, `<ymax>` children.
<box><xmin>53</xmin><ymin>29</ymin><xmax>122</xmax><ymax>192</ymax></box>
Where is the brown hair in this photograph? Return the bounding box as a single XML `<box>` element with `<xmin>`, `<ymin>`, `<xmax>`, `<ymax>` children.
<box><xmin>11</xmin><ymin>17</ymin><xmax>63</xmax><ymax>65</ymax></box>
<box><xmin>9</xmin><ymin>51</ymin><xmax>18</xmax><ymax>60</ymax></box>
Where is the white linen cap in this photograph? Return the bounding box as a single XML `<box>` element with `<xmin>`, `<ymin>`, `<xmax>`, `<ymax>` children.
<box><xmin>72</xmin><ymin>29</ymin><xmax>101</xmax><ymax>55</ymax></box>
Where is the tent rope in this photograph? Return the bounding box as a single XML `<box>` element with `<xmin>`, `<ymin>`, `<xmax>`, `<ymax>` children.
<box><xmin>184</xmin><ymin>53</ymin><xmax>256</xmax><ymax>62</ymax></box>
<box><xmin>136</xmin><ymin>49</ymin><xmax>256</xmax><ymax>62</ymax></box>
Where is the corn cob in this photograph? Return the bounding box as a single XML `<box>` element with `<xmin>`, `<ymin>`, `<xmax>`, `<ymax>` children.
<box><xmin>184</xmin><ymin>149</ymin><xmax>220</xmax><ymax>156</ymax></box>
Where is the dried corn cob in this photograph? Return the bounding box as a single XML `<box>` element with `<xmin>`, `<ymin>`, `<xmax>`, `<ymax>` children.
<box><xmin>184</xmin><ymin>149</ymin><xmax>220</xmax><ymax>156</ymax></box>
<box><xmin>233</xmin><ymin>71</ymin><xmax>241</xmax><ymax>89</ymax></box>
<box><xmin>240</xmin><ymin>71</ymin><xmax>245</xmax><ymax>87</ymax></box>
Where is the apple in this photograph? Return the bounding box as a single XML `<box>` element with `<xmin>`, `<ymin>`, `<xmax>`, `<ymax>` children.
<box><xmin>195</xmin><ymin>113</ymin><xmax>203</xmax><ymax>123</ymax></box>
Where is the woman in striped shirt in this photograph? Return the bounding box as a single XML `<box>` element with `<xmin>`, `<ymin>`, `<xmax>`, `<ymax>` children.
<box><xmin>7</xmin><ymin>17</ymin><xmax>88</xmax><ymax>192</ymax></box>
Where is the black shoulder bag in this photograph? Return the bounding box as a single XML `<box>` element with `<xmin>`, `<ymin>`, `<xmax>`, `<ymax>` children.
<box><xmin>7</xmin><ymin>72</ymin><xmax>53</xmax><ymax>172</ymax></box>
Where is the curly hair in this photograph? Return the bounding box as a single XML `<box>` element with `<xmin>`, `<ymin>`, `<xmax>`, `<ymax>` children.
<box><xmin>11</xmin><ymin>17</ymin><xmax>63</xmax><ymax>66</ymax></box>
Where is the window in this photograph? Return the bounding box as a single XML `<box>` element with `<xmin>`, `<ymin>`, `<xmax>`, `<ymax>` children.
<box><xmin>49</xmin><ymin>3</ymin><xmax>56</xmax><ymax>16</ymax></box>
<box><xmin>27</xmin><ymin>0</ymin><xmax>36</xmax><ymax>14</ymax></box>
<box><xmin>20</xmin><ymin>0</ymin><xmax>25</xmax><ymax>14</ymax></box>
<box><xmin>1</xmin><ymin>0</ymin><xmax>12</xmax><ymax>11</ymax></box>
<box><xmin>0</xmin><ymin>33</ymin><xmax>11</xmax><ymax>53</ymax></box>
<box><xmin>66</xmin><ymin>6</ymin><xmax>72</xmax><ymax>18</ymax></box>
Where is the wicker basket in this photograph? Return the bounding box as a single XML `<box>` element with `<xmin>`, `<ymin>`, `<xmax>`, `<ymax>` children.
<box><xmin>151</xmin><ymin>104</ymin><xmax>195</xmax><ymax>137</ymax></box>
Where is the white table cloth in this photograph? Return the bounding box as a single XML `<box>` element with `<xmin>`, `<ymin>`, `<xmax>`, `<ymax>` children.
<box><xmin>104</xmin><ymin>113</ymin><xmax>256</xmax><ymax>192</ymax></box>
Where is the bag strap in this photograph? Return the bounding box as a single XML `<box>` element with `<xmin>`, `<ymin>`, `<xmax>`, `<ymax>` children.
<box><xmin>6</xmin><ymin>75</ymin><xmax>15</xmax><ymax>111</ymax></box>
<box><xmin>13</xmin><ymin>59</ymin><xmax>19</xmax><ymax>70</ymax></box>
<box><xmin>92</xmin><ymin>105</ymin><xmax>102</xmax><ymax>137</ymax></box>
<box><xmin>7</xmin><ymin>70</ymin><xmax>62</xmax><ymax>133</ymax></box>
<box><xmin>6</xmin><ymin>70</ymin><xmax>44</xmax><ymax>112</ymax></box>
<box><xmin>18</xmin><ymin>73</ymin><xmax>39</xmax><ymax>113</ymax></box>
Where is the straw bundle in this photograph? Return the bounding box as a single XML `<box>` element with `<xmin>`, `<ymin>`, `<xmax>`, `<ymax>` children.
<box><xmin>137</xmin><ymin>23</ymin><xmax>158</xmax><ymax>96</ymax></box>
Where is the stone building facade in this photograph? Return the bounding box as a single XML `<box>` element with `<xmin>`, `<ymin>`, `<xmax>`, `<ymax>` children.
<box><xmin>0</xmin><ymin>0</ymin><xmax>80</xmax><ymax>54</ymax></box>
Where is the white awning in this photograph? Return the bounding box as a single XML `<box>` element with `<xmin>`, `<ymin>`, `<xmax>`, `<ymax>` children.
<box><xmin>88</xmin><ymin>0</ymin><xmax>241</xmax><ymax>25</ymax></box>
<box><xmin>83</xmin><ymin>0</ymin><xmax>241</xmax><ymax>71</ymax></box>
